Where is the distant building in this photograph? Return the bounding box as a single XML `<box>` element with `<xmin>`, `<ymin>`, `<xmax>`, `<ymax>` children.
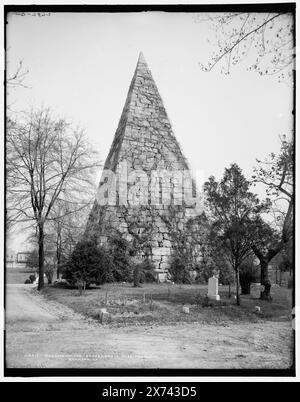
<box><xmin>17</xmin><ymin>252</ymin><xmax>31</xmax><ymax>264</ymax></box>
<box><xmin>6</xmin><ymin>250</ymin><xmax>15</xmax><ymax>269</ymax></box>
<box><xmin>6</xmin><ymin>250</ymin><xmax>33</xmax><ymax>269</ymax></box>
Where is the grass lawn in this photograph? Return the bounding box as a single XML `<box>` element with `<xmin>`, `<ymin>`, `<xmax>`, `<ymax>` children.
<box><xmin>41</xmin><ymin>282</ymin><xmax>293</xmax><ymax>327</ymax></box>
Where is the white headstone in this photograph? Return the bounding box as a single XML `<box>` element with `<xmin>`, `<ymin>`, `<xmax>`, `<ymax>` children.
<box><xmin>208</xmin><ymin>276</ymin><xmax>220</xmax><ymax>301</ymax></box>
<box><xmin>182</xmin><ymin>306</ymin><xmax>190</xmax><ymax>314</ymax></box>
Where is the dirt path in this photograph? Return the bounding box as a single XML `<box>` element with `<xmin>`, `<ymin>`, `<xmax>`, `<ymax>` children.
<box><xmin>5</xmin><ymin>285</ymin><xmax>293</xmax><ymax>369</ymax></box>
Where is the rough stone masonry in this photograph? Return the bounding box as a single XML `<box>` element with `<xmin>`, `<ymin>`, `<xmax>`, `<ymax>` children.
<box><xmin>85</xmin><ymin>52</ymin><xmax>199</xmax><ymax>280</ymax></box>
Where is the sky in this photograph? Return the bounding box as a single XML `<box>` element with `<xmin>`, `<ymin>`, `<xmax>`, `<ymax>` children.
<box><xmin>6</xmin><ymin>11</ymin><xmax>293</xmax><ymax>251</ymax></box>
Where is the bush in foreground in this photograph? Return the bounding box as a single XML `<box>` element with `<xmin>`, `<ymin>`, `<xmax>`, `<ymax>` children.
<box><xmin>168</xmin><ymin>255</ymin><xmax>192</xmax><ymax>284</ymax></box>
<box><xmin>133</xmin><ymin>258</ymin><xmax>156</xmax><ymax>287</ymax></box>
<box><xmin>62</xmin><ymin>240</ymin><xmax>110</xmax><ymax>291</ymax></box>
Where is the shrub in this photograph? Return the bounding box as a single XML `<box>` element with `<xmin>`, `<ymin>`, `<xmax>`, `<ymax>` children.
<box><xmin>194</xmin><ymin>262</ymin><xmax>214</xmax><ymax>284</ymax></box>
<box><xmin>135</xmin><ymin>259</ymin><xmax>156</xmax><ymax>286</ymax></box>
<box><xmin>62</xmin><ymin>240</ymin><xmax>110</xmax><ymax>289</ymax></box>
<box><xmin>169</xmin><ymin>255</ymin><xmax>192</xmax><ymax>284</ymax></box>
<box><xmin>25</xmin><ymin>249</ymin><xmax>39</xmax><ymax>271</ymax></box>
<box><xmin>279</xmin><ymin>259</ymin><xmax>292</xmax><ymax>273</ymax></box>
<box><xmin>106</xmin><ymin>235</ymin><xmax>133</xmax><ymax>282</ymax></box>
<box><xmin>52</xmin><ymin>280</ymin><xmax>74</xmax><ymax>289</ymax></box>
<box><xmin>218</xmin><ymin>264</ymin><xmax>234</xmax><ymax>286</ymax></box>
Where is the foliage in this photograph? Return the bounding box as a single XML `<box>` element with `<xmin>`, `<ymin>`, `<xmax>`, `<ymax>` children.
<box><xmin>200</xmin><ymin>11</ymin><xmax>294</xmax><ymax>82</ymax></box>
<box><xmin>133</xmin><ymin>258</ymin><xmax>156</xmax><ymax>287</ymax></box>
<box><xmin>251</xmin><ymin>137</ymin><xmax>294</xmax><ymax>298</ymax></box>
<box><xmin>194</xmin><ymin>262</ymin><xmax>214</xmax><ymax>284</ymax></box>
<box><xmin>6</xmin><ymin>107</ymin><xmax>100</xmax><ymax>290</ymax></box>
<box><xmin>218</xmin><ymin>262</ymin><xmax>235</xmax><ymax>286</ymax></box>
<box><xmin>279</xmin><ymin>258</ymin><xmax>292</xmax><ymax>273</ymax></box>
<box><xmin>239</xmin><ymin>261</ymin><xmax>256</xmax><ymax>295</ymax></box>
<box><xmin>199</xmin><ymin>226</ymin><xmax>235</xmax><ymax>285</ymax></box>
<box><xmin>204</xmin><ymin>164</ymin><xmax>268</xmax><ymax>269</ymax></box>
<box><xmin>62</xmin><ymin>240</ymin><xmax>109</xmax><ymax>288</ymax></box>
<box><xmin>252</xmin><ymin>137</ymin><xmax>293</xmax><ymax>251</ymax></box>
<box><xmin>25</xmin><ymin>249</ymin><xmax>39</xmax><ymax>270</ymax></box>
<box><xmin>106</xmin><ymin>234</ymin><xmax>133</xmax><ymax>283</ymax></box>
<box><xmin>169</xmin><ymin>255</ymin><xmax>193</xmax><ymax>284</ymax></box>
<box><xmin>204</xmin><ymin>163</ymin><xmax>269</xmax><ymax>304</ymax></box>
<box><xmin>139</xmin><ymin>259</ymin><xmax>157</xmax><ymax>283</ymax></box>
<box><xmin>253</xmin><ymin>136</ymin><xmax>293</xmax><ymax>201</ymax></box>
<box><xmin>161</xmin><ymin>209</ymin><xmax>210</xmax><ymax>276</ymax></box>
<box><xmin>46</xmin><ymin>200</ymin><xmax>93</xmax><ymax>280</ymax></box>
<box><xmin>118</xmin><ymin>206</ymin><xmax>156</xmax><ymax>258</ymax></box>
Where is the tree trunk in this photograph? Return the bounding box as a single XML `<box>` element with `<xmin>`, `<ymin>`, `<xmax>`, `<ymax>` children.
<box><xmin>56</xmin><ymin>251</ymin><xmax>61</xmax><ymax>279</ymax></box>
<box><xmin>260</xmin><ymin>259</ymin><xmax>272</xmax><ymax>300</ymax></box>
<box><xmin>133</xmin><ymin>265</ymin><xmax>141</xmax><ymax>287</ymax></box>
<box><xmin>279</xmin><ymin>269</ymin><xmax>282</xmax><ymax>286</ymax></box>
<box><xmin>235</xmin><ymin>268</ymin><xmax>240</xmax><ymax>306</ymax></box>
<box><xmin>37</xmin><ymin>223</ymin><xmax>45</xmax><ymax>291</ymax></box>
<box><xmin>78</xmin><ymin>282</ymin><xmax>82</xmax><ymax>296</ymax></box>
<box><xmin>56</xmin><ymin>235</ymin><xmax>62</xmax><ymax>279</ymax></box>
<box><xmin>240</xmin><ymin>281</ymin><xmax>251</xmax><ymax>295</ymax></box>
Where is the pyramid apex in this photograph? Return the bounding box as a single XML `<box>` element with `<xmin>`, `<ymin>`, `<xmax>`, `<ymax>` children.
<box><xmin>138</xmin><ymin>51</ymin><xmax>147</xmax><ymax>64</ymax></box>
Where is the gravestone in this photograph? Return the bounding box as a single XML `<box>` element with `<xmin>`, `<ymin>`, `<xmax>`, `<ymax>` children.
<box><xmin>182</xmin><ymin>306</ymin><xmax>190</xmax><ymax>314</ymax></box>
<box><xmin>98</xmin><ymin>308</ymin><xmax>110</xmax><ymax>323</ymax></box>
<box><xmin>208</xmin><ymin>276</ymin><xmax>220</xmax><ymax>301</ymax></box>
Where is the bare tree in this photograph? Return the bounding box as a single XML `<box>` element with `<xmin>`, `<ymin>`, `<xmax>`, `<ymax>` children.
<box><xmin>47</xmin><ymin>199</ymin><xmax>93</xmax><ymax>279</ymax></box>
<box><xmin>7</xmin><ymin>60</ymin><xmax>29</xmax><ymax>89</ymax></box>
<box><xmin>6</xmin><ymin>107</ymin><xmax>100</xmax><ymax>290</ymax></box>
<box><xmin>27</xmin><ymin>228</ymin><xmax>57</xmax><ymax>284</ymax></box>
<box><xmin>199</xmin><ymin>11</ymin><xmax>294</xmax><ymax>81</ymax></box>
<box><xmin>6</xmin><ymin>60</ymin><xmax>30</xmax><ymax>113</ymax></box>
<box><xmin>251</xmin><ymin>136</ymin><xmax>293</xmax><ymax>298</ymax></box>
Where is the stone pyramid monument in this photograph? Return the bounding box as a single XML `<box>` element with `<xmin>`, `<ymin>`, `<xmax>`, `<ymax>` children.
<box><xmin>85</xmin><ymin>52</ymin><xmax>197</xmax><ymax>280</ymax></box>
